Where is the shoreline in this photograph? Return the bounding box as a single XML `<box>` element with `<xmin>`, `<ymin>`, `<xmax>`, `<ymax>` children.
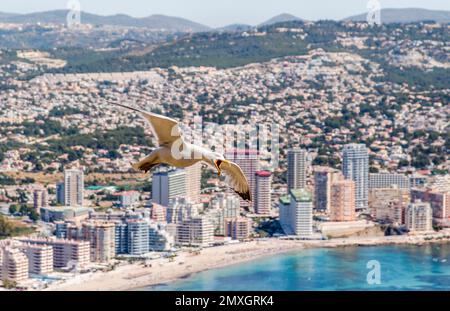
<box><xmin>46</xmin><ymin>231</ymin><xmax>450</xmax><ymax>291</ymax></box>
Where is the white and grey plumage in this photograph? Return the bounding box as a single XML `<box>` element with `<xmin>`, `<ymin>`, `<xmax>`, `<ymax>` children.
<box><xmin>112</xmin><ymin>103</ymin><xmax>251</xmax><ymax>201</ymax></box>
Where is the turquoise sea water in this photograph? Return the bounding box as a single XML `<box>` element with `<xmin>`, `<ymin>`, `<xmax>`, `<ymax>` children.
<box><xmin>142</xmin><ymin>244</ymin><xmax>450</xmax><ymax>291</ymax></box>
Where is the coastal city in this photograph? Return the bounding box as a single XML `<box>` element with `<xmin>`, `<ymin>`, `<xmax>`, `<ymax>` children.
<box><xmin>0</xmin><ymin>3</ymin><xmax>449</xmax><ymax>292</ymax></box>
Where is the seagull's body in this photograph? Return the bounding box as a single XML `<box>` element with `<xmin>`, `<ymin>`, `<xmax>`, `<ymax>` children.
<box><xmin>112</xmin><ymin>103</ymin><xmax>251</xmax><ymax>201</ymax></box>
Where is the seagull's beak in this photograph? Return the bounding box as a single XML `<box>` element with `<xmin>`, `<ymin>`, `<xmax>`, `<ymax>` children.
<box><xmin>214</xmin><ymin>159</ymin><xmax>222</xmax><ymax>176</ymax></box>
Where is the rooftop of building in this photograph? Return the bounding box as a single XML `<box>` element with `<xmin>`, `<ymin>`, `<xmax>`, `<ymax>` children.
<box><xmin>290</xmin><ymin>189</ymin><xmax>312</xmax><ymax>202</ymax></box>
<box><xmin>41</xmin><ymin>206</ymin><xmax>91</xmax><ymax>212</ymax></box>
<box><xmin>255</xmin><ymin>170</ymin><xmax>271</xmax><ymax>177</ymax></box>
<box><xmin>279</xmin><ymin>195</ymin><xmax>291</xmax><ymax>205</ymax></box>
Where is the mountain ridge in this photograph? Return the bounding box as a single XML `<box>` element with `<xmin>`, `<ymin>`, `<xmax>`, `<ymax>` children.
<box><xmin>0</xmin><ymin>10</ymin><xmax>211</xmax><ymax>32</ymax></box>
<box><xmin>259</xmin><ymin>13</ymin><xmax>303</xmax><ymax>26</ymax></box>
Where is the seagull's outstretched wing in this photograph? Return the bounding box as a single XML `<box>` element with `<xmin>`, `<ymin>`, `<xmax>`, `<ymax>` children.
<box><xmin>111</xmin><ymin>103</ymin><xmax>181</xmax><ymax>146</ymax></box>
<box><xmin>221</xmin><ymin>160</ymin><xmax>252</xmax><ymax>202</ymax></box>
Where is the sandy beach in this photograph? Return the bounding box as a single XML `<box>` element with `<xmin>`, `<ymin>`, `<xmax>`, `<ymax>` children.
<box><xmin>46</xmin><ymin>232</ymin><xmax>450</xmax><ymax>291</ymax></box>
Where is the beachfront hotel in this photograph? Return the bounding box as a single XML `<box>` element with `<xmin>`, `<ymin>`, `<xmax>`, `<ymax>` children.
<box><xmin>81</xmin><ymin>221</ymin><xmax>116</xmax><ymax>263</ymax></box>
<box><xmin>18</xmin><ymin>243</ymin><xmax>54</xmax><ymax>276</ymax></box>
<box><xmin>406</xmin><ymin>201</ymin><xmax>433</xmax><ymax>232</ymax></box>
<box><xmin>279</xmin><ymin>189</ymin><xmax>313</xmax><ymax>237</ymax></box>
<box><xmin>287</xmin><ymin>148</ymin><xmax>308</xmax><ymax>192</ymax></box>
<box><xmin>342</xmin><ymin>144</ymin><xmax>369</xmax><ymax>211</ymax></box>
<box><xmin>19</xmin><ymin>238</ymin><xmax>90</xmax><ymax>269</ymax></box>
<box><xmin>254</xmin><ymin>170</ymin><xmax>272</xmax><ymax>215</ymax></box>
<box><xmin>176</xmin><ymin>216</ymin><xmax>214</xmax><ymax>247</ymax></box>
<box><xmin>126</xmin><ymin>219</ymin><xmax>150</xmax><ymax>255</ymax></box>
<box><xmin>0</xmin><ymin>241</ymin><xmax>29</xmax><ymax>283</ymax></box>
<box><xmin>225</xmin><ymin>217</ymin><xmax>252</xmax><ymax>240</ymax></box>
<box><xmin>185</xmin><ymin>162</ymin><xmax>202</xmax><ymax>203</ymax></box>
<box><xmin>330</xmin><ymin>179</ymin><xmax>356</xmax><ymax>222</ymax></box>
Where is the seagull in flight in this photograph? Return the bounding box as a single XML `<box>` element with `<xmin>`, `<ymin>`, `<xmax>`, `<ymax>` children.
<box><xmin>112</xmin><ymin>103</ymin><xmax>251</xmax><ymax>201</ymax></box>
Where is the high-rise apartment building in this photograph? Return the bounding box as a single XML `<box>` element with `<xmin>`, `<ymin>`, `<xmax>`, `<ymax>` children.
<box><xmin>64</xmin><ymin>168</ymin><xmax>84</xmax><ymax>207</ymax></box>
<box><xmin>166</xmin><ymin>197</ymin><xmax>200</xmax><ymax>224</ymax></box>
<box><xmin>82</xmin><ymin>221</ymin><xmax>116</xmax><ymax>262</ymax></box>
<box><xmin>126</xmin><ymin>219</ymin><xmax>149</xmax><ymax>255</ymax></box>
<box><xmin>314</xmin><ymin>167</ymin><xmax>343</xmax><ymax>212</ymax></box>
<box><xmin>254</xmin><ymin>171</ymin><xmax>272</xmax><ymax>215</ymax></box>
<box><xmin>330</xmin><ymin>180</ymin><xmax>356</xmax><ymax>222</ymax></box>
<box><xmin>225</xmin><ymin>149</ymin><xmax>259</xmax><ymax>209</ymax></box>
<box><xmin>406</xmin><ymin>201</ymin><xmax>433</xmax><ymax>232</ymax></box>
<box><xmin>19</xmin><ymin>243</ymin><xmax>54</xmax><ymax>275</ymax></box>
<box><xmin>33</xmin><ymin>189</ymin><xmax>48</xmax><ymax>212</ymax></box>
<box><xmin>185</xmin><ymin>162</ymin><xmax>202</xmax><ymax>203</ymax></box>
<box><xmin>152</xmin><ymin>169</ymin><xmax>186</xmax><ymax>207</ymax></box>
<box><xmin>342</xmin><ymin>144</ymin><xmax>369</xmax><ymax>211</ymax></box>
<box><xmin>0</xmin><ymin>241</ymin><xmax>29</xmax><ymax>283</ymax></box>
<box><xmin>287</xmin><ymin>148</ymin><xmax>308</xmax><ymax>191</ymax></box>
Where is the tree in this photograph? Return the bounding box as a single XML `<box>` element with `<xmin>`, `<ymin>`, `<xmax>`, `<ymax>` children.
<box><xmin>370</xmin><ymin>167</ymin><xmax>379</xmax><ymax>173</ymax></box>
<box><xmin>0</xmin><ymin>215</ymin><xmax>13</xmax><ymax>238</ymax></box>
<box><xmin>8</xmin><ymin>205</ymin><xmax>18</xmax><ymax>215</ymax></box>
<box><xmin>29</xmin><ymin>210</ymin><xmax>39</xmax><ymax>222</ymax></box>
<box><xmin>2</xmin><ymin>279</ymin><xmax>18</xmax><ymax>289</ymax></box>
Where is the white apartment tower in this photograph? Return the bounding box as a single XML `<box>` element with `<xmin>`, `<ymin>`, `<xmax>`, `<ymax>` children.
<box><xmin>287</xmin><ymin>148</ymin><xmax>308</xmax><ymax>191</ymax></box>
<box><xmin>406</xmin><ymin>201</ymin><xmax>433</xmax><ymax>232</ymax></box>
<box><xmin>185</xmin><ymin>162</ymin><xmax>202</xmax><ymax>203</ymax></box>
<box><xmin>342</xmin><ymin>144</ymin><xmax>369</xmax><ymax>211</ymax></box>
<box><xmin>152</xmin><ymin>169</ymin><xmax>186</xmax><ymax>207</ymax></box>
<box><xmin>279</xmin><ymin>189</ymin><xmax>313</xmax><ymax>237</ymax></box>
<box><xmin>64</xmin><ymin>168</ymin><xmax>84</xmax><ymax>207</ymax></box>
<box><xmin>254</xmin><ymin>171</ymin><xmax>272</xmax><ymax>215</ymax></box>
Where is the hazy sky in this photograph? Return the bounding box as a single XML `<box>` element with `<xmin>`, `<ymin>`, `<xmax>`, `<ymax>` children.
<box><xmin>1</xmin><ymin>0</ymin><xmax>449</xmax><ymax>27</ymax></box>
